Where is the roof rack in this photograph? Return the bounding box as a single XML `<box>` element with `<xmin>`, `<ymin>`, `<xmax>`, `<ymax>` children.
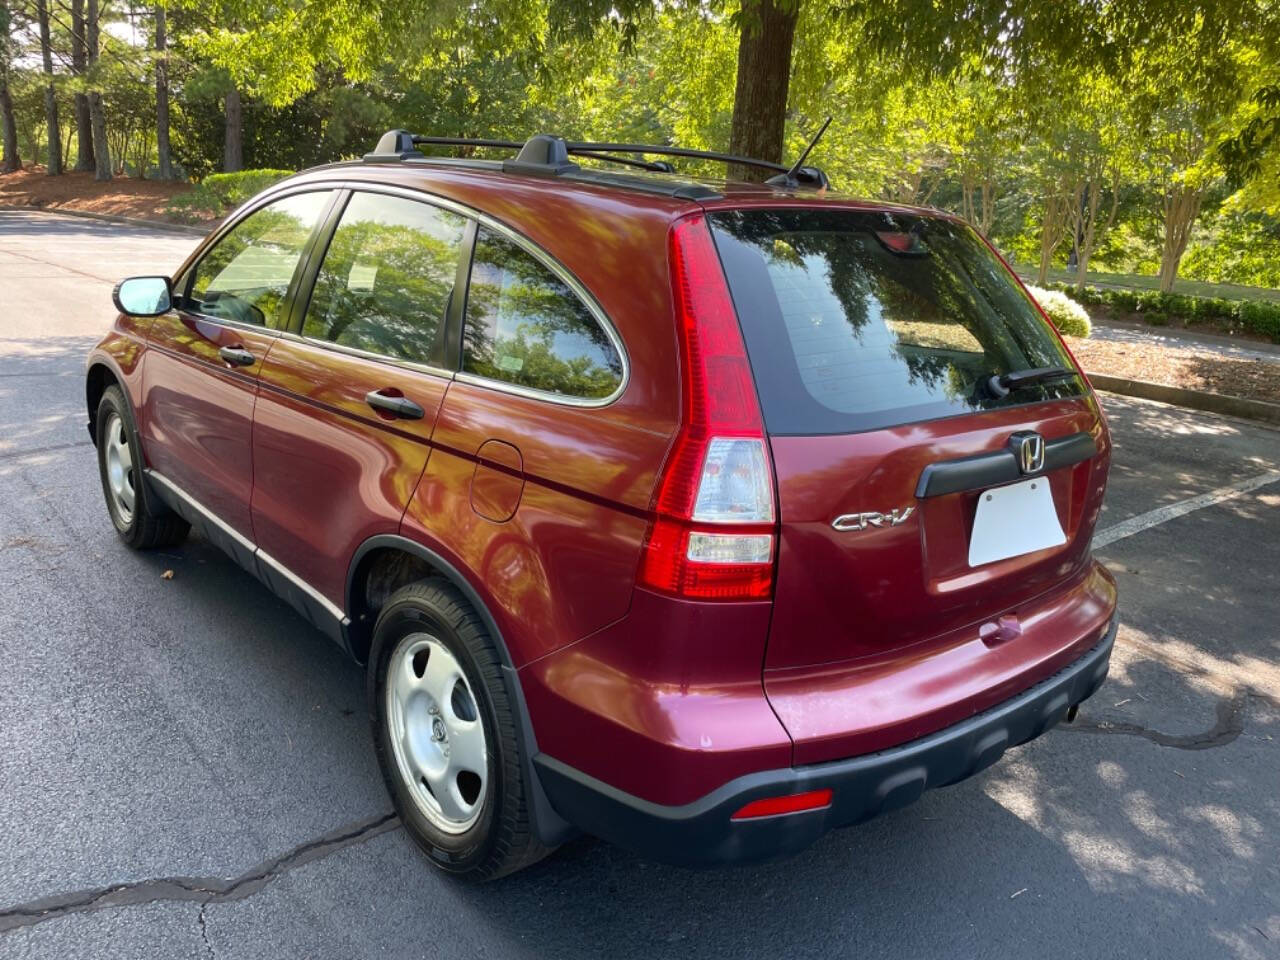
<box><xmin>362</xmin><ymin>130</ymin><xmax>831</xmax><ymax>192</ymax></box>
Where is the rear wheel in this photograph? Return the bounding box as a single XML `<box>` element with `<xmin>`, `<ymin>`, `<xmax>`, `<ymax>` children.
<box><xmin>95</xmin><ymin>385</ymin><xmax>189</xmax><ymax>549</ymax></box>
<box><xmin>369</xmin><ymin>580</ymin><xmax>549</xmax><ymax>880</ymax></box>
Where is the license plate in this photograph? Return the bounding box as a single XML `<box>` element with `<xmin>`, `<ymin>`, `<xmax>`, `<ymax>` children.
<box><xmin>968</xmin><ymin>478</ymin><xmax>1066</xmax><ymax>567</ymax></box>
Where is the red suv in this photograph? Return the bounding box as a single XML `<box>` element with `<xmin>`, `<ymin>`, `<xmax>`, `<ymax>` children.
<box><xmin>87</xmin><ymin>131</ymin><xmax>1116</xmax><ymax>879</ymax></box>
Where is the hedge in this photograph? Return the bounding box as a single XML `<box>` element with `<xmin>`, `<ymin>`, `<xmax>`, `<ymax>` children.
<box><xmin>168</xmin><ymin>169</ymin><xmax>296</xmax><ymax>220</ymax></box>
<box><xmin>1041</xmin><ymin>281</ymin><xmax>1280</xmax><ymax>344</ymax></box>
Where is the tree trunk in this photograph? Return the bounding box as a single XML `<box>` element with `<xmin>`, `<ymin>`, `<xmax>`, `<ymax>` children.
<box><xmin>224</xmin><ymin>88</ymin><xmax>243</xmax><ymax>172</ymax></box>
<box><xmin>71</xmin><ymin>0</ymin><xmax>94</xmax><ymax>171</ymax></box>
<box><xmin>155</xmin><ymin>4</ymin><xmax>172</xmax><ymax>179</ymax></box>
<box><xmin>85</xmin><ymin>0</ymin><xmax>110</xmax><ymax>181</ymax></box>
<box><xmin>1158</xmin><ymin>184</ymin><xmax>1202</xmax><ymax>293</ymax></box>
<box><xmin>1</xmin><ymin>0</ymin><xmax>18</xmax><ymax>172</ymax></box>
<box><xmin>89</xmin><ymin>90</ymin><xmax>110</xmax><ymax>180</ymax></box>
<box><xmin>36</xmin><ymin>0</ymin><xmax>61</xmax><ymax>175</ymax></box>
<box><xmin>1037</xmin><ymin>192</ymin><xmax>1069</xmax><ymax>286</ymax></box>
<box><xmin>1</xmin><ymin>79</ymin><xmax>19</xmax><ymax>173</ymax></box>
<box><xmin>727</xmin><ymin>0</ymin><xmax>799</xmax><ymax>180</ymax></box>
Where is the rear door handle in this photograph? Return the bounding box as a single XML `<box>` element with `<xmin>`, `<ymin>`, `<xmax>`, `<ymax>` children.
<box><xmin>365</xmin><ymin>389</ymin><xmax>425</xmax><ymax>420</ymax></box>
<box><xmin>219</xmin><ymin>345</ymin><xmax>256</xmax><ymax>367</ymax></box>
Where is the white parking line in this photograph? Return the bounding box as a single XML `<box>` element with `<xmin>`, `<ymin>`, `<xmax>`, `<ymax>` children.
<box><xmin>1094</xmin><ymin>469</ymin><xmax>1280</xmax><ymax>548</ymax></box>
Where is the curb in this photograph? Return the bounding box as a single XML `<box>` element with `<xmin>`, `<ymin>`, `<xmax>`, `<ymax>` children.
<box><xmin>1087</xmin><ymin>372</ymin><xmax>1280</xmax><ymax>426</ymax></box>
<box><xmin>0</xmin><ymin>203</ymin><xmax>210</xmax><ymax>236</ymax></box>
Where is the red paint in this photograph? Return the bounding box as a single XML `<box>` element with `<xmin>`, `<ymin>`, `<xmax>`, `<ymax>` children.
<box><xmin>250</xmin><ymin>336</ymin><xmax>448</xmax><ymax>604</ymax></box>
<box><xmin>140</xmin><ymin>308</ymin><xmax>279</xmax><ymax>539</ymax></box>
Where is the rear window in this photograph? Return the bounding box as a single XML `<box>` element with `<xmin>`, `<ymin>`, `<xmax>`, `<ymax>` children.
<box><xmin>710</xmin><ymin>209</ymin><xmax>1086</xmax><ymax>435</ymax></box>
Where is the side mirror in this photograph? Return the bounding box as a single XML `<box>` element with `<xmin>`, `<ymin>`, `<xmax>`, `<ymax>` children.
<box><xmin>113</xmin><ymin>276</ymin><xmax>173</xmax><ymax>317</ymax></box>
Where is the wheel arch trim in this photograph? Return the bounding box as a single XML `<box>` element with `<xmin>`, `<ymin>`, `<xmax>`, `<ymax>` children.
<box><xmin>346</xmin><ymin>532</ymin><xmax>577</xmax><ymax>846</ymax></box>
<box><xmin>85</xmin><ymin>353</ymin><xmax>131</xmax><ymax>443</ymax></box>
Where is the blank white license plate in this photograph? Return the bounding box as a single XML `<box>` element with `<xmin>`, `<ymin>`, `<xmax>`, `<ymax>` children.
<box><xmin>968</xmin><ymin>478</ymin><xmax>1066</xmax><ymax>567</ymax></box>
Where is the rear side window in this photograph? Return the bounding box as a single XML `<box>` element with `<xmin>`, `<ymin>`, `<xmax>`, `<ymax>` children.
<box><xmin>303</xmin><ymin>192</ymin><xmax>468</xmax><ymax>366</ymax></box>
<box><xmin>710</xmin><ymin>210</ymin><xmax>1085</xmax><ymax>435</ymax></box>
<box><xmin>462</xmin><ymin>227</ymin><xmax>623</xmax><ymax>401</ymax></box>
<box><xmin>186</xmin><ymin>191</ymin><xmax>330</xmax><ymax>329</ymax></box>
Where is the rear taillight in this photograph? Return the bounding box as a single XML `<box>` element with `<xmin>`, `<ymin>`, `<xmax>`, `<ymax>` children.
<box><xmin>637</xmin><ymin>214</ymin><xmax>777</xmax><ymax>602</ymax></box>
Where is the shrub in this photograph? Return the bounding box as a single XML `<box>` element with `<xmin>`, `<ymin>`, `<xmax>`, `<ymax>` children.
<box><xmin>167</xmin><ymin>169</ymin><xmax>295</xmax><ymax>220</ymax></box>
<box><xmin>1025</xmin><ymin>284</ymin><xmax>1092</xmax><ymax>338</ymax></box>
<box><xmin>1035</xmin><ymin>282</ymin><xmax>1280</xmax><ymax>342</ymax></box>
<box><xmin>1240</xmin><ymin>301</ymin><xmax>1280</xmax><ymax>342</ymax></box>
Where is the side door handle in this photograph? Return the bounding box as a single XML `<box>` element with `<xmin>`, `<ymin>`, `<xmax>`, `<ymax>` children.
<box><xmin>365</xmin><ymin>389</ymin><xmax>425</xmax><ymax>420</ymax></box>
<box><xmin>219</xmin><ymin>345</ymin><xmax>256</xmax><ymax>367</ymax></box>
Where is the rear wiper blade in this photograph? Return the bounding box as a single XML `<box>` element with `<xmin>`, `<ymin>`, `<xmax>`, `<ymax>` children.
<box><xmin>986</xmin><ymin>366</ymin><xmax>1077</xmax><ymax>398</ymax></box>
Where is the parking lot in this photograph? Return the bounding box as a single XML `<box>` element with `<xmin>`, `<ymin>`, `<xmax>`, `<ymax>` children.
<box><xmin>1</xmin><ymin>209</ymin><xmax>1277</xmax><ymax>959</ymax></box>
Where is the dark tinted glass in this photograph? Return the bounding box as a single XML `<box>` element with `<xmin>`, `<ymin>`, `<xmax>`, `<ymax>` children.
<box><xmin>711</xmin><ymin>209</ymin><xmax>1086</xmax><ymax>435</ymax></box>
<box><xmin>303</xmin><ymin>192</ymin><xmax>468</xmax><ymax>365</ymax></box>
<box><xmin>187</xmin><ymin>191</ymin><xmax>329</xmax><ymax>329</ymax></box>
<box><xmin>462</xmin><ymin>228</ymin><xmax>623</xmax><ymax>400</ymax></box>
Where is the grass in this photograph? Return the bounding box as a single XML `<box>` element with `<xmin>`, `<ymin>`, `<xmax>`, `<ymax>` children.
<box><xmin>1012</xmin><ymin>265</ymin><xmax>1280</xmax><ymax>304</ymax></box>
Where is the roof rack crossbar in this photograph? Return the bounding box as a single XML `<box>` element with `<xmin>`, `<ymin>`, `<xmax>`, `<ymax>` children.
<box><xmin>368</xmin><ymin>131</ymin><xmax>794</xmax><ymax>174</ymax></box>
<box><xmin>361</xmin><ymin>129</ymin><xmax>828</xmax><ymax>192</ymax></box>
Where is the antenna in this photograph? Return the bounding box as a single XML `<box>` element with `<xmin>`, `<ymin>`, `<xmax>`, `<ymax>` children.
<box><xmin>784</xmin><ymin>116</ymin><xmax>832</xmax><ymax>183</ymax></box>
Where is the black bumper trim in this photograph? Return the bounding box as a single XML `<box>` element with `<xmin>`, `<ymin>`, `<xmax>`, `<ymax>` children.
<box><xmin>535</xmin><ymin>618</ymin><xmax>1116</xmax><ymax>866</ymax></box>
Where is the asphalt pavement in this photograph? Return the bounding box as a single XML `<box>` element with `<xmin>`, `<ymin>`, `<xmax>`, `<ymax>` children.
<box><xmin>1</xmin><ymin>209</ymin><xmax>1278</xmax><ymax>959</ymax></box>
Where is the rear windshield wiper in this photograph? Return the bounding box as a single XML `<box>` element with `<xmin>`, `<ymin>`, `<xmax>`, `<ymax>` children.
<box><xmin>986</xmin><ymin>366</ymin><xmax>1077</xmax><ymax>398</ymax></box>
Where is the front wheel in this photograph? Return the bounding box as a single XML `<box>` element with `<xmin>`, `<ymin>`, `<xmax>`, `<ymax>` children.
<box><xmin>95</xmin><ymin>385</ymin><xmax>189</xmax><ymax>549</ymax></box>
<box><xmin>369</xmin><ymin>580</ymin><xmax>549</xmax><ymax>880</ymax></box>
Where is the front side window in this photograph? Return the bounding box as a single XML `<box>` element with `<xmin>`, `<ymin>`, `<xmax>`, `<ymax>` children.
<box><xmin>462</xmin><ymin>228</ymin><xmax>623</xmax><ymax>401</ymax></box>
<box><xmin>186</xmin><ymin>191</ymin><xmax>330</xmax><ymax>329</ymax></box>
<box><xmin>303</xmin><ymin>192</ymin><xmax>468</xmax><ymax>365</ymax></box>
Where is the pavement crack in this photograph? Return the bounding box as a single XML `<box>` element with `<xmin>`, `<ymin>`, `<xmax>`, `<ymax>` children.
<box><xmin>0</xmin><ymin>440</ymin><xmax>93</xmax><ymax>463</ymax></box>
<box><xmin>0</xmin><ymin>812</ymin><xmax>400</xmax><ymax>935</ymax></box>
<box><xmin>1062</xmin><ymin>689</ymin><xmax>1248</xmax><ymax>750</ymax></box>
<box><xmin>197</xmin><ymin>903</ymin><xmax>215</xmax><ymax>959</ymax></box>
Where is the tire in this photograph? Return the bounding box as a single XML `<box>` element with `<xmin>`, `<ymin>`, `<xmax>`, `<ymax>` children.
<box><xmin>369</xmin><ymin>579</ymin><xmax>549</xmax><ymax>880</ymax></box>
<box><xmin>95</xmin><ymin>385</ymin><xmax>189</xmax><ymax>550</ymax></box>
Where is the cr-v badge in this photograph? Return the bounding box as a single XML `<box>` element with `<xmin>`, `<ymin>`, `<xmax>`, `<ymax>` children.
<box><xmin>832</xmin><ymin>508</ymin><xmax>915</xmax><ymax>531</ymax></box>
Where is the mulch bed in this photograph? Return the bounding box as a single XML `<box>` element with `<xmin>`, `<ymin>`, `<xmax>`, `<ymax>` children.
<box><xmin>0</xmin><ymin>167</ymin><xmax>218</xmax><ymax>225</ymax></box>
<box><xmin>1066</xmin><ymin>335</ymin><xmax>1280</xmax><ymax>405</ymax></box>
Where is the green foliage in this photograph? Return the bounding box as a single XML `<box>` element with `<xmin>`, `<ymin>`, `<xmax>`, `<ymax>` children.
<box><xmin>168</xmin><ymin>169</ymin><xmax>295</xmax><ymax>220</ymax></box>
<box><xmin>1025</xmin><ymin>285</ymin><xmax>1092</xmax><ymax>337</ymax></box>
<box><xmin>1042</xmin><ymin>281</ymin><xmax>1280</xmax><ymax>342</ymax></box>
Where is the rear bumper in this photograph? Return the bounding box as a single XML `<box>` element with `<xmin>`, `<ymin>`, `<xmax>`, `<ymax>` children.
<box><xmin>535</xmin><ymin>616</ymin><xmax>1115</xmax><ymax>866</ymax></box>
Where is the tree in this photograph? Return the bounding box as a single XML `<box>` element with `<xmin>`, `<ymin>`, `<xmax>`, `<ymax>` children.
<box><xmin>155</xmin><ymin>3</ymin><xmax>172</xmax><ymax>178</ymax></box>
<box><xmin>223</xmin><ymin>87</ymin><xmax>240</xmax><ymax>171</ymax></box>
<box><xmin>34</xmin><ymin>0</ymin><xmax>59</xmax><ymax>175</ymax></box>
<box><xmin>727</xmin><ymin>0</ymin><xmax>799</xmax><ymax>177</ymax></box>
<box><xmin>0</xmin><ymin>0</ymin><xmax>20</xmax><ymax>172</ymax></box>
<box><xmin>86</xmin><ymin>0</ymin><xmax>109</xmax><ymax>179</ymax></box>
<box><xmin>71</xmin><ymin>0</ymin><xmax>93</xmax><ymax>171</ymax></box>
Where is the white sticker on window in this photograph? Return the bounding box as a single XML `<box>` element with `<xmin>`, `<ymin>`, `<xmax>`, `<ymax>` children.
<box><xmin>495</xmin><ymin>354</ymin><xmax>524</xmax><ymax>373</ymax></box>
<box><xmin>348</xmin><ymin>262</ymin><xmax>378</xmax><ymax>292</ymax></box>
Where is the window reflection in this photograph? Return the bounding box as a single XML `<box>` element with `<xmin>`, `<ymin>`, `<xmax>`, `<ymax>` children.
<box><xmin>304</xmin><ymin>193</ymin><xmax>467</xmax><ymax>365</ymax></box>
<box><xmin>463</xmin><ymin>229</ymin><xmax>622</xmax><ymax>400</ymax></box>
<box><xmin>188</xmin><ymin>191</ymin><xmax>330</xmax><ymax>329</ymax></box>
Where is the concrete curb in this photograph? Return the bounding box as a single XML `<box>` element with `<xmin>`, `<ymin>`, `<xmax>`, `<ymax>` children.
<box><xmin>1087</xmin><ymin>372</ymin><xmax>1280</xmax><ymax>426</ymax></box>
<box><xmin>0</xmin><ymin>203</ymin><xmax>209</xmax><ymax>236</ymax></box>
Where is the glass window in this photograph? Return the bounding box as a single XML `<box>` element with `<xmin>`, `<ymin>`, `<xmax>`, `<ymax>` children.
<box><xmin>303</xmin><ymin>192</ymin><xmax>468</xmax><ymax>365</ymax></box>
<box><xmin>462</xmin><ymin>228</ymin><xmax>623</xmax><ymax>400</ymax></box>
<box><xmin>710</xmin><ymin>209</ymin><xmax>1085</xmax><ymax>435</ymax></box>
<box><xmin>186</xmin><ymin>191</ymin><xmax>330</xmax><ymax>329</ymax></box>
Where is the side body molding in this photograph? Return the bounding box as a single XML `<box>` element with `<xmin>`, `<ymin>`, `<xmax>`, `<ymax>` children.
<box><xmin>144</xmin><ymin>469</ymin><xmax>349</xmax><ymax>649</ymax></box>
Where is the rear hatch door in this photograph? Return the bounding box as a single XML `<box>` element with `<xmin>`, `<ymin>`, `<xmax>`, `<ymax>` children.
<box><xmin>709</xmin><ymin>207</ymin><xmax>1109</xmax><ymax>670</ymax></box>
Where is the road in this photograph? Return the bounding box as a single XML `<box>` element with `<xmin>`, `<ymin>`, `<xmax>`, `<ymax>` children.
<box><xmin>1</xmin><ymin>209</ymin><xmax>1278</xmax><ymax>959</ymax></box>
